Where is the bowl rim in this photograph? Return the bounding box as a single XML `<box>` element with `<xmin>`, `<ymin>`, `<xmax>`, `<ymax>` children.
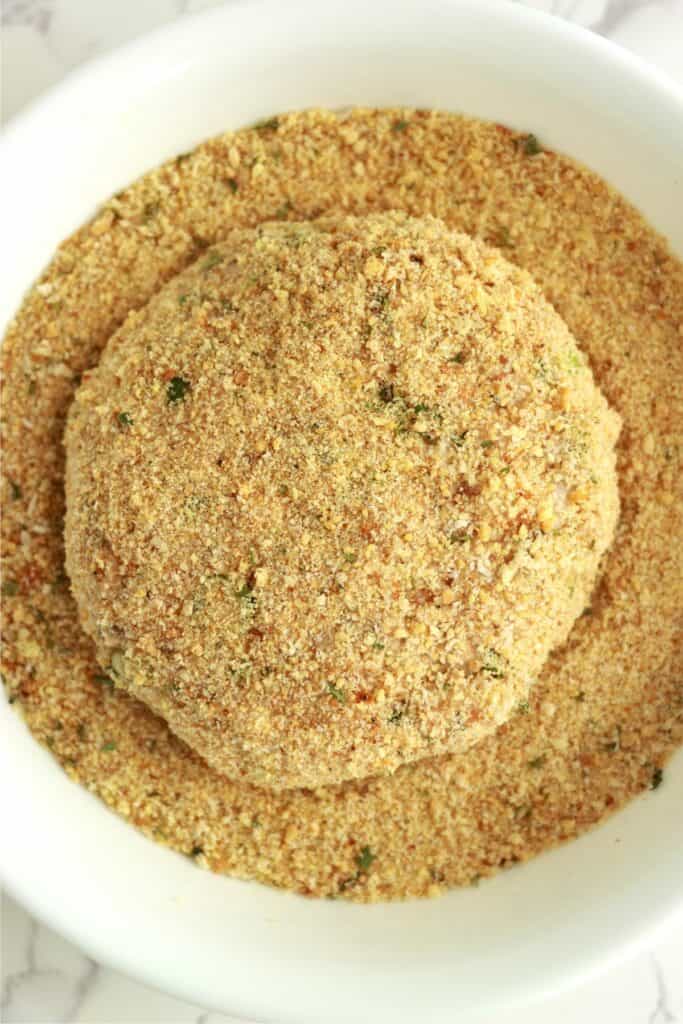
<box><xmin>3</xmin><ymin>0</ymin><xmax>683</xmax><ymax>148</ymax></box>
<box><xmin>2</xmin><ymin>1</ymin><xmax>683</xmax><ymax>1021</ymax></box>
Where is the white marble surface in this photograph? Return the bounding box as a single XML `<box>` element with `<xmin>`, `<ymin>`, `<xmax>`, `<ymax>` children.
<box><xmin>1</xmin><ymin>1</ymin><xmax>682</xmax><ymax>1021</ymax></box>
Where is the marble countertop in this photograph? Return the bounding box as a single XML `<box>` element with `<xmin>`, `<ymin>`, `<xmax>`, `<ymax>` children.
<box><xmin>1</xmin><ymin>1</ymin><xmax>682</xmax><ymax>1021</ymax></box>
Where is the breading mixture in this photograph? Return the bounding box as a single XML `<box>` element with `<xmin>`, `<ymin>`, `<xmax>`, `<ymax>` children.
<box><xmin>1</xmin><ymin>109</ymin><xmax>681</xmax><ymax>900</ymax></box>
<box><xmin>64</xmin><ymin>214</ymin><xmax>619</xmax><ymax>789</ymax></box>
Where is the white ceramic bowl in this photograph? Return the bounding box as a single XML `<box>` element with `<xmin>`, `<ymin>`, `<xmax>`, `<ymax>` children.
<box><xmin>2</xmin><ymin>2</ymin><xmax>682</xmax><ymax>1021</ymax></box>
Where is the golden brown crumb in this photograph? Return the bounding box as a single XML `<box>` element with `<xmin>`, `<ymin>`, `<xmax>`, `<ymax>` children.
<box><xmin>1</xmin><ymin>108</ymin><xmax>681</xmax><ymax>900</ymax></box>
<box><xmin>63</xmin><ymin>213</ymin><xmax>619</xmax><ymax>789</ymax></box>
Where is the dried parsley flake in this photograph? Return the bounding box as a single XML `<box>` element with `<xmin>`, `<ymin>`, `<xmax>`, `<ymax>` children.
<box><xmin>356</xmin><ymin>845</ymin><xmax>376</xmax><ymax>871</ymax></box>
<box><xmin>521</xmin><ymin>133</ymin><xmax>542</xmax><ymax>156</ymax></box>
<box><xmin>167</xmin><ymin>377</ymin><xmax>191</xmax><ymax>404</ymax></box>
<box><xmin>326</xmin><ymin>682</ymin><xmax>346</xmax><ymax>704</ymax></box>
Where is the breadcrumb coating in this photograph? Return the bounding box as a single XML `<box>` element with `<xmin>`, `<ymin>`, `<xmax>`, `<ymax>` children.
<box><xmin>2</xmin><ymin>108</ymin><xmax>681</xmax><ymax>901</ymax></box>
<box><xmin>64</xmin><ymin>213</ymin><xmax>619</xmax><ymax>789</ymax></box>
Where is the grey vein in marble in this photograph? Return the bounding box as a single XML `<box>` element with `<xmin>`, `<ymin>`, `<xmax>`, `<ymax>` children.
<box><xmin>1</xmin><ymin>1</ymin><xmax>53</xmax><ymax>32</ymax></box>
<box><xmin>1</xmin><ymin>919</ymin><xmax>47</xmax><ymax>1017</ymax></box>
<box><xmin>649</xmin><ymin>955</ymin><xmax>678</xmax><ymax>1024</ymax></box>
<box><xmin>1</xmin><ymin>904</ymin><xmax>100</xmax><ymax>1024</ymax></box>
<box><xmin>594</xmin><ymin>0</ymin><xmax>676</xmax><ymax>33</ymax></box>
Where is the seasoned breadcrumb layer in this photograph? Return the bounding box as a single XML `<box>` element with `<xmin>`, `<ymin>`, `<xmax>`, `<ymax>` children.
<box><xmin>64</xmin><ymin>213</ymin><xmax>619</xmax><ymax>789</ymax></box>
<box><xmin>1</xmin><ymin>109</ymin><xmax>681</xmax><ymax>900</ymax></box>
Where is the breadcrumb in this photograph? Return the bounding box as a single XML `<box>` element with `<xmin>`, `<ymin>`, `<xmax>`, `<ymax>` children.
<box><xmin>1</xmin><ymin>108</ymin><xmax>681</xmax><ymax>901</ymax></box>
<box><xmin>63</xmin><ymin>213</ymin><xmax>619</xmax><ymax>789</ymax></box>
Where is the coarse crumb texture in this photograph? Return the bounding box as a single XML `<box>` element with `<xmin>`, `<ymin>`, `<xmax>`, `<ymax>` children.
<box><xmin>1</xmin><ymin>109</ymin><xmax>681</xmax><ymax>899</ymax></box>
<box><xmin>64</xmin><ymin>213</ymin><xmax>619</xmax><ymax>789</ymax></box>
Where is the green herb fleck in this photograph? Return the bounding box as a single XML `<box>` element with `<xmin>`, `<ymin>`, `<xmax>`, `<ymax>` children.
<box><xmin>178</xmin><ymin>293</ymin><xmax>189</xmax><ymax>305</ymax></box>
<box><xmin>528</xmin><ymin>755</ymin><xmax>546</xmax><ymax>770</ymax></box>
<box><xmin>326</xmin><ymin>682</ymin><xmax>346</xmax><ymax>704</ymax></box>
<box><xmin>388</xmin><ymin>705</ymin><xmax>404</xmax><ymax>724</ymax></box>
<box><xmin>236</xmin><ymin>577</ymin><xmax>256</xmax><ymax>612</ymax></box>
<box><xmin>450</xmin><ymin>430</ymin><xmax>468</xmax><ymax>448</ymax></box>
<box><xmin>356</xmin><ymin>845</ymin><xmax>376</xmax><ymax>872</ymax></box>
<box><xmin>227</xmin><ymin>177</ymin><xmax>239</xmax><ymax>193</ymax></box>
<box><xmin>167</xmin><ymin>376</ymin><xmax>191</xmax><ymax>404</ymax></box>
<box><xmin>252</xmin><ymin>116</ymin><xmax>279</xmax><ymax>133</ymax></box>
<box><xmin>117</xmin><ymin>411</ymin><xmax>133</xmax><ymax>428</ymax></box>
<box><xmin>101</xmin><ymin>741</ymin><xmax>117</xmax><ymax>752</ymax></box>
<box><xmin>520</xmin><ymin>133</ymin><xmax>542</xmax><ymax>156</ymax></box>
<box><xmin>450</xmin><ymin>530</ymin><xmax>469</xmax><ymax>544</ymax></box>
<box><xmin>651</xmin><ymin>767</ymin><xmax>663</xmax><ymax>790</ymax></box>
<box><xmin>481</xmin><ymin>440</ymin><xmax>494</xmax><ymax>449</ymax></box>
<box><xmin>516</xmin><ymin>700</ymin><xmax>530</xmax><ymax>715</ymax></box>
<box><xmin>343</xmin><ymin>551</ymin><xmax>357</xmax><ymax>564</ymax></box>
<box><xmin>93</xmin><ymin>673</ymin><xmax>114</xmax><ymax>688</ymax></box>
<box><xmin>482</xmin><ymin>650</ymin><xmax>505</xmax><ymax>678</ymax></box>
<box><xmin>2</xmin><ymin>580</ymin><xmax>19</xmax><ymax>597</ymax></box>
<box><xmin>448</xmin><ymin>351</ymin><xmax>465</xmax><ymax>364</ymax></box>
<box><xmin>372</xmin><ymin>639</ymin><xmax>385</xmax><ymax>650</ymax></box>
<box><xmin>9</xmin><ymin>480</ymin><xmax>22</xmax><ymax>500</ymax></box>
<box><xmin>392</xmin><ymin>119</ymin><xmax>409</xmax><ymax>133</ymax></box>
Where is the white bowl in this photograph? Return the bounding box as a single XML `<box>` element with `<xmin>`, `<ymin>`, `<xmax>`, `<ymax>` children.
<box><xmin>2</xmin><ymin>2</ymin><xmax>682</xmax><ymax>1021</ymax></box>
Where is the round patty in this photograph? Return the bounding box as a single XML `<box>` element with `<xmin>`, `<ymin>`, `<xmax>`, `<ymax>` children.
<box><xmin>64</xmin><ymin>212</ymin><xmax>620</xmax><ymax>789</ymax></box>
